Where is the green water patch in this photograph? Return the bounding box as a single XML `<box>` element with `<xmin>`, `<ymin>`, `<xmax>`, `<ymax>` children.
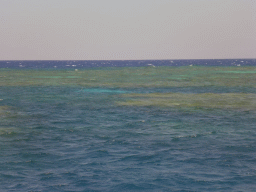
<box><xmin>36</xmin><ymin>76</ymin><xmax>81</xmax><ymax>79</ymax></box>
<box><xmin>117</xmin><ymin>93</ymin><xmax>256</xmax><ymax>110</ymax></box>
<box><xmin>218</xmin><ymin>71</ymin><xmax>256</xmax><ymax>74</ymax></box>
<box><xmin>0</xmin><ymin>106</ymin><xmax>11</xmax><ymax>117</ymax></box>
<box><xmin>0</xmin><ymin>127</ymin><xmax>18</xmax><ymax>137</ymax></box>
<box><xmin>0</xmin><ymin>66</ymin><xmax>255</xmax><ymax>87</ymax></box>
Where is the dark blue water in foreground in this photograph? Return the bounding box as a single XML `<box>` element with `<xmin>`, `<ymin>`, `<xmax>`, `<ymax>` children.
<box><xmin>0</xmin><ymin>60</ymin><xmax>256</xmax><ymax>191</ymax></box>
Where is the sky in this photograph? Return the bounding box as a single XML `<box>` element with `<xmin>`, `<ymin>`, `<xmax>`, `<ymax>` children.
<box><xmin>0</xmin><ymin>0</ymin><xmax>256</xmax><ymax>60</ymax></box>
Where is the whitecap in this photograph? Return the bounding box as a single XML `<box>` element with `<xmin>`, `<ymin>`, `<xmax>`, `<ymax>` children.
<box><xmin>147</xmin><ymin>64</ymin><xmax>155</xmax><ymax>67</ymax></box>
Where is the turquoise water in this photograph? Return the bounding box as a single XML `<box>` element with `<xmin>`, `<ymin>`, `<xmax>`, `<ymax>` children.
<box><xmin>0</xmin><ymin>63</ymin><xmax>256</xmax><ymax>191</ymax></box>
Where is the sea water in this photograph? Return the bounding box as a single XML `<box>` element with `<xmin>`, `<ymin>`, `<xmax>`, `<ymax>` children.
<box><xmin>0</xmin><ymin>60</ymin><xmax>256</xmax><ymax>191</ymax></box>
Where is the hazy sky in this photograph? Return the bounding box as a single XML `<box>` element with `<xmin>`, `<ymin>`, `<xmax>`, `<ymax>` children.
<box><xmin>0</xmin><ymin>0</ymin><xmax>256</xmax><ymax>60</ymax></box>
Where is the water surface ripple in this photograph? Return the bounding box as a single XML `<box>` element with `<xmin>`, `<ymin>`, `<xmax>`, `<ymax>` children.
<box><xmin>0</xmin><ymin>62</ymin><xmax>256</xmax><ymax>191</ymax></box>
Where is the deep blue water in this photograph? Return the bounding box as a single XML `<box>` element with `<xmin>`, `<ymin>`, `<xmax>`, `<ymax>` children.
<box><xmin>0</xmin><ymin>60</ymin><xmax>256</xmax><ymax>191</ymax></box>
<box><xmin>1</xmin><ymin>59</ymin><xmax>256</xmax><ymax>69</ymax></box>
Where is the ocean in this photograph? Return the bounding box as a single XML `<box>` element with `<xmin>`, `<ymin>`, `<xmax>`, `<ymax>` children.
<box><xmin>0</xmin><ymin>60</ymin><xmax>256</xmax><ymax>191</ymax></box>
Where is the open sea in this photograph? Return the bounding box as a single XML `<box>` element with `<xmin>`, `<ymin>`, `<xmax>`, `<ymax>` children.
<box><xmin>0</xmin><ymin>59</ymin><xmax>256</xmax><ymax>191</ymax></box>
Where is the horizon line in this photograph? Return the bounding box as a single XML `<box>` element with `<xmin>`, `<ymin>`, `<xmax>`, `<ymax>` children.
<box><xmin>1</xmin><ymin>58</ymin><xmax>256</xmax><ymax>61</ymax></box>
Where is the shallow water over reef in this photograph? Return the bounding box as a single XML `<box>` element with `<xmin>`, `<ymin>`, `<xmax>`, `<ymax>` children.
<box><xmin>0</xmin><ymin>65</ymin><xmax>256</xmax><ymax>191</ymax></box>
